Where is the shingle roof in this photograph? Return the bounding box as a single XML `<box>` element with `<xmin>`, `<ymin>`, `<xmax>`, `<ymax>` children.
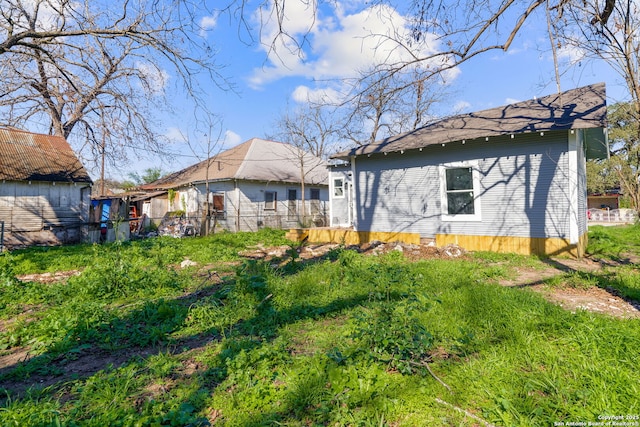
<box><xmin>147</xmin><ymin>138</ymin><xmax>328</xmax><ymax>189</ymax></box>
<box><xmin>0</xmin><ymin>128</ymin><xmax>92</xmax><ymax>183</ymax></box>
<box><xmin>332</xmin><ymin>83</ymin><xmax>607</xmax><ymax>159</ymax></box>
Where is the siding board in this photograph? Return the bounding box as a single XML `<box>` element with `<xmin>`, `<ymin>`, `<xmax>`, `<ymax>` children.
<box><xmin>353</xmin><ymin>132</ymin><xmax>573</xmax><ymax>241</ymax></box>
<box><xmin>167</xmin><ymin>180</ymin><xmax>330</xmax><ymax>233</ymax></box>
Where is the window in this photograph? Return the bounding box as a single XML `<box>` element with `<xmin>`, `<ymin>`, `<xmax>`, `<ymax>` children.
<box><xmin>333</xmin><ymin>178</ymin><xmax>345</xmax><ymax>198</ymax></box>
<box><xmin>440</xmin><ymin>162</ymin><xmax>481</xmax><ymax>221</ymax></box>
<box><xmin>310</xmin><ymin>188</ymin><xmax>321</xmax><ymax>215</ymax></box>
<box><xmin>265</xmin><ymin>191</ymin><xmax>277</xmax><ymax>211</ymax></box>
<box><xmin>211</xmin><ymin>193</ymin><xmax>225</xmax><ymax>219</ymax></box>
<box><xmin>287</xmin><ymin>189</ymin><xmax>297</xmax><ymax>219</ymax></box>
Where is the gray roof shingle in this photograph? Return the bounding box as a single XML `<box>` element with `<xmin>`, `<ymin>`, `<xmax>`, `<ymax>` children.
<box><xmin>332</xmin><ymin>83</ymin><xmax>607</xmax><ymax>159</ymax></box>
<box><xmin>147</xmin><ymin>138</ymin><xmax>328</xmax><ymax>189</ymax></box>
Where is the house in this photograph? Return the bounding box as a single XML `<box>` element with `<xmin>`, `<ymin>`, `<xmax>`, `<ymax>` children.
<box><xmin>0</xmin><ymin>128</ymin><xmax>93</xmax><ymax>249</ymax></box>
<box><xmin>328</xmin><ymin>83</ymin><xmax>608</xmax><ymax>257</ymax></box>
<box><xmin>142</xmin><ymin>138</ymin><xmax>329</xmax><ymax>233</ymax></box>
<box><xmin>587</xmin><ymin>190</ymin><xmax>620</xmax><ymax>210</ymax></box>
<box><xmin>586</xmin><ymin>189</ymin><xmax>638</xmax><ymax>223</ymax></box>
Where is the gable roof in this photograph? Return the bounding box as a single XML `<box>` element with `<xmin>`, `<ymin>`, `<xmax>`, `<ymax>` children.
<box><xmin>0</xmin><ymin>128</ymin><xmax>92</xmax><ymax>183</ymax></box>
<box><xmin>332</xmin><ymin>83</ymin><xmax>607</xmax><ymax>159</ymax></box>
<box><xmin>147</xmin><ymin>138</ymin><xmax>328</xmax><ymax>189</ymax></box>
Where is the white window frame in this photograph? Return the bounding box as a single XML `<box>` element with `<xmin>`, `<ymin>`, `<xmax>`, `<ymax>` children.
<box><xmin>287</xmin><ymin>188</ymin><xmax>298</xmax><ymax>219</ymax></box>
<box><xmin>309</xmin><ymin>188</ymin><xmax>321</xmax><ymax>215</ymax></box>
<box><xmin>264</xmin><ymin>191</ymin><xmax>277</xmax><ymax>211</ymax></box>
<box><xmin>332</xmin><ymin>178</ymin><xmax>345</xmax><ymax>198</ymax></box>
<box><xmin>210</xmin><ymin>192</ymin><xmax>225</xmax><ymax>219</ymax></box>
<box><xmin>439</xmin><ymin>161</ymin><xmax>482</xmax><ymax>222</ymax></box>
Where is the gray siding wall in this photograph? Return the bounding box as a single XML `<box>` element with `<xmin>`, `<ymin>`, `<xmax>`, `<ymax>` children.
<box><xmin>0</xmin><ymin>181</ymin><xmax>90</xmax><ymax>231</ymax></box>
<box><xmin>0</xmin><ymin>180</ymin><xmax>91</xmax><ymax>247</ymax></box>
<box><xmin>329</xmin><ymin>166</ymin><xmax>352</xmax><ymax>227</ymax></box>
<box><xmin>353</xmin><ymin>132</ymin><xmax>574</xmax><ymax>240</ymax></box>
<box><xmin>181</xmin><ymin>180</ymin><xmax>329</xmax><ymax>232</ymax></box>
<box><xmin>576</xmin><ymin>130</ymin><xmax>588</xmax><ymax>237</ymax></box>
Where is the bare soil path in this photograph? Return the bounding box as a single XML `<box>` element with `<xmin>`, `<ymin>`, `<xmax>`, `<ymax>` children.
<box><xmin>498</xmin><ymin>256</ymin><xmax>640</xmax><ymax>319</ymax></box>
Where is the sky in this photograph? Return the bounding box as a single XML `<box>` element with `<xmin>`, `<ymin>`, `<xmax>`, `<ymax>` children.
<box><xmin>110</xmin><ymin>0</ymin><xmax>629</xmax><ymax>181</ymax></box>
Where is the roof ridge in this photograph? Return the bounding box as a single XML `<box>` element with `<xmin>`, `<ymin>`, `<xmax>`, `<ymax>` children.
<box><xmin>231</xmin><ymin>138</ymin><xmax>258</xmax><ymax>179</ymax></box>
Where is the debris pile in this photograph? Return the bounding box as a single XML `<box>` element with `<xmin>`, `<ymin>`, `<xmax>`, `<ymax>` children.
<box><xmin>157</xmin><ymin>215</ymin><xmax>198</xmax><ymax>238</ymax></box>
<box><xmin>239</xmin><ymin>241</ymin><xmax>466</xmax><ymax>262</ymax></box>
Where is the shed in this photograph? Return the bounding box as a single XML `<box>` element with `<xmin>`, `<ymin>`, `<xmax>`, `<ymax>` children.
<box><xmin>329</xmin><ymin>83</ymin><xmax>608</xmax><ymax>257</ymax></box>
<box><xmin>0</xmin><ymin>128</ymin><xmax>92</xmax><ymax>249</ymax></box>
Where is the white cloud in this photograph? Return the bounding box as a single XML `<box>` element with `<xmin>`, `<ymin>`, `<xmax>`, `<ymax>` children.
<box><xmin>223</xmin><ymin>130</ymin><xmax>242</xmax><ymax>147</ymax></box>
<box><xmin>291</xmin><ymin>85</ymin><xmax>343</xmax><ymax>104</ymax></box>
<box><xmin>20</xmin><ymin>0</ymin><xmax>60</xmax><ymax>31</ymax></box>
<box><xmin>453</xmin><ymin>100</ymin><xmax>471</xmax><ymax>112</ymax></box>
<box><xmin>136</xmin><ymin>62</ymin><xmax>170</xmax><ymax>94</ymax></box>
<box><xmin>165</xmin><ymin>127</ymin><xmax>186</xmax><ymax>143</ymax></box>
<box><xmin>557</xmin><ymin>44</ymin><xmax>585</xmax><ymax>64</ymax></box>
<box><xmin>199</xmin><ymin>14</ymin><xmax>218</xmax><ymax>37</ymax></box>
<box><xmin>505</xmin><ymin>97</ymin><xmax>521</xmax><ymax>104</ymax></box>
<box><xmin>249</xmin><ymin>2</ymin><xmax>455</xmax><ymax>89</ymax></box>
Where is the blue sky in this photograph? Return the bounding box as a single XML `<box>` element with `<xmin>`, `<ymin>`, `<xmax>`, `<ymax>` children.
<box><xmin>114</xmin><ymin>1</ymin><xmax>628</xmax><ymax>180</ymax></box>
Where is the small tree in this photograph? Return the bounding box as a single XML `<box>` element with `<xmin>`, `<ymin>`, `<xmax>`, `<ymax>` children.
<box><xmin>270</xmin><ymin>103</ymin><xmax>338</xmax><ymax>225</ymax></box>
<box><xmin>586</xmin><ymin>159</ymin><xmax>618</xmax><ymax>195</ymax></box>
<box><xmin>127</xmin><ymin>168</ymin><xmax>166</xmax><ymax>186</ymax></box>
<box><xmin>607</xmin><ymin>102</ymin><xmax>640</xmax><ymax>213</ymax></box>
<box><xmin>176</xmin><ymin>115</ymin><xmax>225</xmax><ymax>236</ymax></box>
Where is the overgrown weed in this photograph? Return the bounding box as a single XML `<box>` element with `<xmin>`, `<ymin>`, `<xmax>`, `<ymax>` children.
<box><xmin>1</xmin><ymin>229</ymin><xmax>639</xmax><ymax>426</ymax></box>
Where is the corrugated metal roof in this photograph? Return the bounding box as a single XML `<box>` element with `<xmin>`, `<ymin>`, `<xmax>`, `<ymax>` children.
<box><xmin>146</xmin><ymin>138</ymin><xmax>328</xmax><ymax>189</ymax></box>
<box><xmin>0</xmin><ymin>128</ymin><xmax>92</xmax><ymax>183</ymax></box>
<box><xmin>332</xmin><ymin>83</ymin><xmax>607</xmax><ymax>159</ymax></box>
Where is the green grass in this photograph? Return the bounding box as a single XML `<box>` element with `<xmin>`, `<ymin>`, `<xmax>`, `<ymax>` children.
<box><xmin>0</xmin><ymin>228</ymin><xmax>638</xmax><ymax>426</ymax></box>
<box><xmin>587</xmin><ymin>223</ymin><xmax>640</xmax><ymax>261</ymax></box>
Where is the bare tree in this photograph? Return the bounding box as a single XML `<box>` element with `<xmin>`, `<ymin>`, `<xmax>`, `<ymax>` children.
<box><xmin>198</xmin><ymin>120</ymin><xmax>226</xmax><ymax>236</ymax></box>
<box><xmin>269</xmin><ymin>103</ymin><xmax>337</xmax><ymax>224</ymax></box>
<box><xmin>548</xmin><ymin>1</ymin><xmax>640</xmax><ymax>212</ymax></box>
<box><xmin>341</xmin><ymin>66</ymin><xmax>448</xmax><ymax>146</ymax></box>
<box><xmin>554</xmin><ymin>1</ymin><xmax>640</xmax><ymax>108</ymax></box>
<box><xmin>0</xmin><ymin>0</ymin><xmax>225</xmax><ymax>171</ymax></box>
<box><xmin>176</xmin><ymin>114</ymin><xmax>226</xmax><ymax>236</ymax></box>
<box><xmin>240</xmin><ymin>0</ymin><xmax>622</xmax><ymax>89</ymax></box>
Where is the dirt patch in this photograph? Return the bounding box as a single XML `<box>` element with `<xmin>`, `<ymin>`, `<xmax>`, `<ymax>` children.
<box><xmin>239</xmin><ymin>241</ymin><xmax>468</xmax><ymax>262</ymax></box>
<box><xmin>16</xmin><ymin>270</ymin><xmax>81</xmax><ymax>284</ymax></box>
<box><xmin>0</xmin><ymin>334</ymin><xmax>219</xmax><ymax>398</ymax></box>
<box><xmin>0</xmin><ymin>347</ymin><xmax>31</xmax><ymax>371</ymax></box>
<box><xmin>499</xmin><ymin>258</ymin><xmax>640</xmax><ymax>319</ymax></box>
<box><xmin>542</xmin><ymin>286</ymin><xmax>640</xmax><ymax>318</ymax></box>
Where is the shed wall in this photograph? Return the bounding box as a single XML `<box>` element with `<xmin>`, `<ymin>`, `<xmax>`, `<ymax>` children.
<box><xmin>352</xmin><ymin>132</ymin><xmax>574</xmax><ymax>241</ymax></box>
<box><xmin>174</xmin><ymin>180</ymin><xmax>329</xmax><ymax>232</ymax></box>
<box><xmin>0</xmin><ymin>180</ymin><xmax>91</xmax><ymax>247</ymax></box>
<box><xmin>329</xmin><ymin>166</ymin><xmax>352</xmax><ymax>227</ymax></box>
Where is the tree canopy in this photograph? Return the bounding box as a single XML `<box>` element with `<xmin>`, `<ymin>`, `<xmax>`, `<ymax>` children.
<box><xmin>0</xmin><ymin>0</ymin><xmax>224</xmax><ymax>172</ymax></box>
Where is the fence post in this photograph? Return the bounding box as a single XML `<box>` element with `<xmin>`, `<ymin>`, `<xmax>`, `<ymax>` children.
<box><xmin>1</xmin><ymin>220</ymin><xmax>4</xmax><ymax>252</ymax></box>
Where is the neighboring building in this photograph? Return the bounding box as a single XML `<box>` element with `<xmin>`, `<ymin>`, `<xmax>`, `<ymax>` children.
<box><xmin>329</xmin><ymin>83</ymin><xmax>609</xmax><ymax>257</ymax></box>
<box><xmin>587</xmin><ymin>191</ymin><xmax>620</xmax><ymax>210</ymax></box>
<box><xmin>142</xmin><ymin>138</ymin><xmax>329</xmax><ymax>232</ymax></box>
<box><xmin>0</xmin><ymin>128</ymin><xmax>92</xmax><ymax>249</ymax></box>
<box><xmin>586</xmin><ymin>189</ymin><xmax>638</xmax><ymax>224</ymax></box>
